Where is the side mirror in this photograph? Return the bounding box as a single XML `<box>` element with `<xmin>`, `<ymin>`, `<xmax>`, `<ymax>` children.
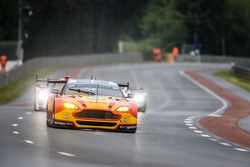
<box><xmin>51</xmin><ymin>89</ymin><xmax>61</xmax><ymax>94</ymax></box>
<box><xmin>127</xmin><ymin>93</ymin><xmax>134</xmax><ymax>98</ymax></box>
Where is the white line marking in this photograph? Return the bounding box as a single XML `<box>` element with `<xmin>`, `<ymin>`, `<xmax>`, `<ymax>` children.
<box><xmin>193</xmin><ymin>130</ymin><xmax>203</xmax><ymax>134</ymax></box>
<box><xmin>12</xmin><ymin>124</ymin><xmax>18</xmax><ymax>127</ymax></box>
<box><xmin>234</xmin><ymin>148</ymin><xmax>249</xmax><ymax>152</ymax></box>
<box><xmin>179</xmin><ymin>71</ymin><xmax>228</xmax><ymax>116</ymax></box>
<box><xmin>26</xmin><ymin>112</ymin><xmax>31</xmax><ymax>115</ymax></box>
<box><xmin>185</xmin><ymin>118</ymin><xmax>192</xmax><ymax>121</ymax></box>
<box><xmin>189</xmin><ymin>127</ymin><xmax>197</xmax><ymax>129</ymax></box>
<box><xmin>12</xmin><ymin>131</ymin><xmax>19</xmax><ymax>134</ymax></box>
<box><xmin>184</xmin><ymin>121</ymin><xmax>192</xmax><ymax>124</ymax></box>
<box><xmin>94</xmin><ymin>131</ymin><xmax>105</xmax><ymax>135</ymax></box>
<box><xmin>210</xmin><ymin>115</ymin><xmax>221</xmax><ymax>117</ymax></box>
<box><xmin>18</xmin><ymin>117</ymin><xmax>23</xmax><ymax>120</ymax></box>
<box><xmin>185</xmin><ymin>123</ymin><xmax>193</xmax><ymax>126</ymax></box>
<box><xmin>180</xmin><ymin>70</ymin><xmax>245</xmax><ymax>150</ymax></box>
<box><xmin>25</xmin><ymin>140</ymin><xmax>34</xmax><ymax>144</ymax></box>
<box><xmin>219</xmin><ymin>142</ymin><xmax>232</xmax><ymax>147</ymax></box>
<box><xmin>57</xmin><ymin>152</ymin><xmax>76</xmax><ymax>157</ymax></box>
<box><xmin>209</xmin><ymin>138</ymin><xmax>219</xmax><ymax>142</ymax></box>
<box><xmin>200</xmin><ymin>134</ymin><xmax>210</xmax><ymax>138</ymax></box>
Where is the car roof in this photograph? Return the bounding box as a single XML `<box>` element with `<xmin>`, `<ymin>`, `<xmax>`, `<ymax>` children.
<box><xmin>67</xmin><ymin>79</ymin><xmax>120</xmax><ymax>89</ymax></box>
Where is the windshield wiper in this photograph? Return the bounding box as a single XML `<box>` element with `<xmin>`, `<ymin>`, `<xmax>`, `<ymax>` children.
<box><xmin>69</xmin><ymin>88</ymin><xmax>95</xmax><ymax>95</ymax></box>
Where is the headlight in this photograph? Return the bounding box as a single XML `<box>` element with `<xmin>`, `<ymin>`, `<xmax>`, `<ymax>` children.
<box><xmin>64</xmin><ymin>103</ymin><xmax>79</xmax><ymax>110</ymax></box>
<box><xmin>116</xmin><ymin>106</ymin><xmax>130</xmax><ymax>112</ymax></box>
<box><xmin>38</xmin><ymin>90</ymin><xmax>48</xmax><ymax>101</ymax></box>
<box><xmin>133</xmin><ymin>94</ymin><xmax>145</xmax><ymax>102</ymax></box>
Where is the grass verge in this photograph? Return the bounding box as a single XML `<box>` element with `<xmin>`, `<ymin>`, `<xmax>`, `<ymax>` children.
<box><xmin>215</xmin><ymin>70</ymin><xmax>250</xmax><ymax>92</ymax></box>
<box><xmin>0</xmin><ymin>67</ymin><xmax>54</xmax><ymax>105</ymax></box>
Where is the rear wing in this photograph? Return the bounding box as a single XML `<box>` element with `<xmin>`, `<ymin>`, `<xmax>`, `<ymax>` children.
<box><xmin>118</xmin><ymin>82</ymin><xmax>130</xmax><ymax>91</ymax></box>
<box><xmin>35</xmin><ymin>74</ymin><xmax>67</xmax><ymax>88</ymax></box>
<box><xmin>118</xmin><ymin>82</ymin><xmax>143</xmax><ymax>91</ymax></box>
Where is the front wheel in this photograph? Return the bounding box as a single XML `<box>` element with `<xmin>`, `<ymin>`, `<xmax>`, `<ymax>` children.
<box><xmin>47</xmin><ymin>113</ymin><xmax>55</xmax><ymax>128</ymax></box>
<box><xmin>118</xmin><ymin>125</ymin><xmax>137</xmax><ymax>133</ymax></box>
<box><xmin>128</xmin><ymin>128</ymin><xmax>137</xmax><ymax>133</ymax></box>
<box><xmin>46</xmin><ymin>103</ymin><xmax>55</xmax><ymax>128</ymax></box>
<box><xmin>46</xmin><ymin>119</ymin><xmax>51</xmax><ymax>127</ymax></box>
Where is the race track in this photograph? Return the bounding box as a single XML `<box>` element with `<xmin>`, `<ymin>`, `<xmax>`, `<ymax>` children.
<box><xmin>0</xmin><ymin>63</ymin><xmax>249</xmax><ymax>167</ymax></box>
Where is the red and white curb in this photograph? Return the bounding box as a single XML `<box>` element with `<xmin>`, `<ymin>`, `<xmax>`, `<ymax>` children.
<box><xmin>184</xmin><ymin>116</ymin><xmax>249</xmax><ymax>153</ymax></box>
<box><xmin>180</xmin><ymin>70</ymin><xmax>249</xmax><ymax>153</ymax></box>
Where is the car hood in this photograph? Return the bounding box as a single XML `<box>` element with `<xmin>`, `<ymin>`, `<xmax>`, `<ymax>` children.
<box><xmin>64</xmin><ymin>95</ymin><xmax>127</xmax><ymax>110</ymax></box>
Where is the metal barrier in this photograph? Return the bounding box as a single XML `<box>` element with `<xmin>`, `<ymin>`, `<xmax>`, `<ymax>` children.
<box><xmin>177</xmin><ymin>55</ymin><xmax>250</xmax><ymax>65</ymax></box>
<box><xmin>0</xmin><ymin>53</ymin><xmax>143</xmax><ymax>85</ymax></box>
<box><xmin>232</xmin><ymin>65</ymin><xmax>250</xmax><ymax>80</ymax></box>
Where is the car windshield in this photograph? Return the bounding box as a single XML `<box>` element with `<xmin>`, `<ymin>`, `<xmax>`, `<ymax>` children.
<box><xmin>64</xmin><ymin>84</ymin><xmax>124</xmax><ymax>98</ymax></box>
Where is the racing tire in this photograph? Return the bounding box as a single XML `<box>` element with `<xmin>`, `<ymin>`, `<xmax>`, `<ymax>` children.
<box><xmin>128</xmin><ymin>129</ymin><xmax>137</xmax><ymax>133</ymax></box>
<box><xmin>46</xmin><ymin>104</ymin><xmax>51</xmax><ymax>127</ymax></box>
<box><xmin>34</xmin><ymin>100</ymin><xmax>39</xmax><ymax>111</ymax></box>
<box><xmin>34</xmin><ymin>88</ymin><xmax>39</xmax><ymax>111</ymax></box>
<box><xmin>47</xmin><ymin>114</ymin><xmax>55</xmax><ymax>127</ymax></box>
<box><xmin>46</xmin><ymin>103</ymin><xmax>55</xmax><ymax>128</ymax></box>
<box><xmin>141</xmin><ymin>106</ymin><xmax>147</xmax><ymax>113</ymax></box>
<box><xmin>124</xmin><ymin>126</ymin><xmax>137</xmax><ymax>133</ymax></box>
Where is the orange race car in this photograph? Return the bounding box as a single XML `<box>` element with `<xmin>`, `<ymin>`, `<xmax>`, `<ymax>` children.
<box><xmin>46</xmin><ymin>79</ymin><xmax>138</xmax><ymax>133</ymax></box>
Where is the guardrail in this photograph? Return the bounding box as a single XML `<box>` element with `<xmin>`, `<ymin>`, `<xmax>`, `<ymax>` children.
<box><xmin>176</xmin><ymin>55</ymin><xmax>250</xmax><ymax>65</ymax></box>
<box><xmin>0</xmin><ymin>53</ymin><xmax>143</xmax><ymax>85</ymax></box>
<box><xmin>232</xmin><ymin>65</ymin><xmax>250</xmax><ymax>80</ymax></box>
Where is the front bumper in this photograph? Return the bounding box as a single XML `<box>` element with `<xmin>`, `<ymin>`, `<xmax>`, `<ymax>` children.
<box><xmin>53</xmin><ymin>111</ymin><xmax>137</xmax><ymax>131</ymax></box>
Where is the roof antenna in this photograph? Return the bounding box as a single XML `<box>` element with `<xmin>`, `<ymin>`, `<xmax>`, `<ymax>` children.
<box><xmin>91</xmin><ymin>64</ymin><xmax>93</xmax><ymax>80</ymax></box>
<box><xmin>96</xmin><ymin>84</ymin><xmax>99</xmax><ymax>103</ymax></box>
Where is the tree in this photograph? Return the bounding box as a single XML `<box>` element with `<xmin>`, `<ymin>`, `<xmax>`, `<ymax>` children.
<box><xmin>140</xmin><ymin>0</ymin><xmax>186</xmax><ymax>51</ymax></box>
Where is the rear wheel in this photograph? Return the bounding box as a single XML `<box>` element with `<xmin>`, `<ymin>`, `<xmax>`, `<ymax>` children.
<box><xmin>142</xmin><ymin>106</ymin><xmax>147</xmax><ymax>113</ymax></box>
<box><xmin>34</xmin><ymin>87</ymin><xmax>39</xmax><ymax>111</ymax></box>
<box><xmin>34</xmin><ymin>98</ymin><xmax>39</xmax><ymax>111</ymax></box>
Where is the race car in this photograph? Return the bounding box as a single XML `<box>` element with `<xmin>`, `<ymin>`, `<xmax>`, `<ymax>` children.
<box><xmin>34</xmin><ymin>75</ymin><xmax>69</xmax><ymax>111</ymax></box>
<box><xmin>120</xmin><ymin>83</ymin><xmax>147</xmax><ymax>113</ymax></box>
<box><xmin>132</xmin><ymin>92</ymin><xmax>147</xmax><ymax>113</ymax></box>
<box><xmin>34</xmin><ymin>75</ymin><xmax>49</xmax><ymax>111</ymax></box>
<box><xmin>46</xmin><ymin>79</ymin><xmax>138</xmax><ymax>133</ymax></box>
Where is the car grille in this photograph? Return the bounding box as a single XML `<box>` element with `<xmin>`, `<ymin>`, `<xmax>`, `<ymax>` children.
<box><xmin>74</xmin><ymin>110</ymin><xmax>118</xmax><ymax>120</ymax></box>
<box><xmin>76</xmin><ymin>121</ymin><xmax>117</xmax><ymax>127</ymax></box>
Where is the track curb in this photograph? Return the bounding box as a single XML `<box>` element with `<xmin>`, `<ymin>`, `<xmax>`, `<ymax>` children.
<box><xmin>181</xmin><ymin>69</ymin><xmax>250</xmax><ymax>151</ymax></box>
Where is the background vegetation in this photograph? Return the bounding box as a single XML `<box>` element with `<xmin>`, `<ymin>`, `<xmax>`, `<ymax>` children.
<box><xmin>215</xmin><ymin>70</ymin><xmax>250</xmax><ymax>92</ymax></box>
<box><xmin>1</xmin><ymin>0</ymin><xmax>250</xmax><ymax>59</ymax></box>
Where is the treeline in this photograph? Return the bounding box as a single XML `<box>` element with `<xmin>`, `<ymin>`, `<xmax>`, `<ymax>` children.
<box><xmin>140</xmin><ymin>0</ymin><xmax>250</xmax><ymax>57</ymax></box>
<box><xmin>0</xmin><ymin>0</ymin><xmax>250</xmax><ymax>58</ymax></box>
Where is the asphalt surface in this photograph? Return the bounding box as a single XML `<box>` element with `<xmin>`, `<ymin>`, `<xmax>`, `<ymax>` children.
<box><xmin>0</xmin><ymin>63</ymin><xmax>249</xmax><ymax>167</ymax></box>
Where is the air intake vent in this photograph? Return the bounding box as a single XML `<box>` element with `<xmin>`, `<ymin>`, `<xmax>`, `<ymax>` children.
<box><xmin>76</xmin><ymin>121</ymin><xmax>117</xmax><ymax>127</ymax></box>
<box><xmin>75</xmin><ymin>110</ymin><xmax>118</xmax><ymax>119</ymax></box>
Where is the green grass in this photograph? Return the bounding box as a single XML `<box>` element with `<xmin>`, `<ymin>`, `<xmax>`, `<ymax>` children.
<box><xmin>0</xmin><ymin>68</ymin><xmax>54</xmax><ymax>105</ymax></box>
<box><xmin>215</xmin><ymin>70</ymin><xmax>250</xmax><ymax>92</ymax></box>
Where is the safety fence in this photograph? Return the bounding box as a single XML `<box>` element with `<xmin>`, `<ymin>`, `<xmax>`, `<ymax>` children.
<box><xmin>232</xmin><ymin>65</ymin><xmax>250</xmax><ymax>81</ymax></box>
<box><xmin>0</xmin><ymin>53</ymin><xmax>143</xmax><ymax>85</ymax></box>
<box><xmin>177</xmin><ymin>55</ymin><xmax>250</xmax><ymax>65</ymax></box>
